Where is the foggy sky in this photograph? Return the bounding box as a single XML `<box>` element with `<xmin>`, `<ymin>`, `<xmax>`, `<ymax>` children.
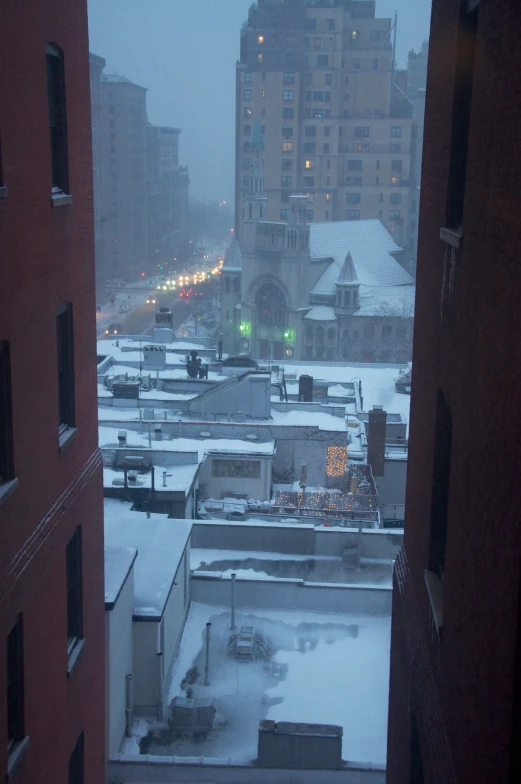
<box><xmin>87</xmin><ymin>0</ymin><xmax>432</xmax><ymax>204</ymax></box>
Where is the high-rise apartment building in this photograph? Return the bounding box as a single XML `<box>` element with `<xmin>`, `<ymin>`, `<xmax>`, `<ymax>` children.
<box><xmin>235</xmin><ymin>0</ymin><xmax>417</xmax><ymax>272</ymax></box>
<box><xmin>89</xmin><ymin>53</ymin><xmax>107</xmax><ymax>297</ymax></box>
<box><xmin>386</xmin><ymin>1</ymin><xmax>521</xmax><ymax>782</ymax></box>
<box><xmin>0</xmin><ymin>1</ymin><xmax>105</xmax><ymax>782</ymax></box>
<box><xmin>99</xmin><ymin>74</ymin><xmax>149</xmax><ymax>281</ymax></box>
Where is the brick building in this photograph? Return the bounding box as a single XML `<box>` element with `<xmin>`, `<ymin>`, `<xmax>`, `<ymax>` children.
<box><xmin>0</xmin><ymin>1</ymin><xmax>105</xmax><ymax>782</ymax></box>
<box><xmin>386</xmin><ymin>1</ymin><xmax>521</xmax><ymax>783</ymax></box>
<box><xmin>236</xmin><ymin>0</ymin><xmax>418</xmax><ymax>273</ymax></box>
<box><xmin>89</xmin><ymin>53</ymin><xmax>107</xmax><ymax>298</ymax></box>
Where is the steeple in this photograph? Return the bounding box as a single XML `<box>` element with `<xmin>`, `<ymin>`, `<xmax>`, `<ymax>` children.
<box><xmin>335</xmin><ymin>252</ymin><xmax>360</xmax><ymax>313</ymax></box>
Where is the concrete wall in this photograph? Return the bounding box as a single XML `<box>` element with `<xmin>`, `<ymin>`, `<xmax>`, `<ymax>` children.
<box><xmin>160</xmin><ymin>544</ymin><xmax>191</xmax><ymax>709</ymax></box>
<box><xmin>198</xmin><ymin>455</ymin><xmax>272</xmax><ymax>502</ymax></box>
<box><xmin>189</xmin><ymin>373</ymin><xmax>271</xmax><ymax>419</ymax></box>
<box><xmin>374</xmin><ymin>459</ymin><xmax>407</xmax><ymax>508</ymax></box>
<box><xmin>106</xmin><ymin>567</ymin><xmax>135</xmax><ymax>755</ymax></box>
<box><xmin>191</xmin><ymin>575</ymin><xmax>391</xmax><ymax>617</ymax></box>
<box><xmin>133</xmin><ymin>621</ymin><xmax>159</xmax><ymax>715</ymax></box>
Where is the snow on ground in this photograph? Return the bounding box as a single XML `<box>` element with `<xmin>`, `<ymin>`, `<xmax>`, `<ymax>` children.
<box><xmin>160</xmin><ymin>601</ymin><xmax>390</xmax><ymax>765</ymax></box>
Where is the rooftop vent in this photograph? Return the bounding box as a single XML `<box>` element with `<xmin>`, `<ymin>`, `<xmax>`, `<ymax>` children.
<box><xmin>200</xmin><ymin>431</ymin><xmax>212</xmax><ymax>438</ymax></box>
<box><xmin>246</xmin><ymin>433</ymin><xmax>258</xmax><ymax>441</ymax></box>
<box><xmin>118</xmin><ymin>430</ymin><xmax>127</xmax><ymax>446</ymax></box>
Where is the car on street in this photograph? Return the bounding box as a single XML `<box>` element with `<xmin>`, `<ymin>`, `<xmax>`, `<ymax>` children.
<box><xmin>146</xmin><ymin>296</ymin><xmax>157</xmax><ymax>305</ymax></box>
<box><xmin>105</xmin><ymin>322</ymin><xmax>121</xmax><ymax>335</ymax></box>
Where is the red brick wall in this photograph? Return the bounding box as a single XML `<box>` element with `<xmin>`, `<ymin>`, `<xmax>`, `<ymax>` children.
<box><xmin>387</xmin><ymin>2</ymin><xmax>521</xmax><ymax>783</ymax></box>
<box><xmin>0</xmin><ymin>1</ymin><xmax>104</xmax><ymax>781</ymax></box>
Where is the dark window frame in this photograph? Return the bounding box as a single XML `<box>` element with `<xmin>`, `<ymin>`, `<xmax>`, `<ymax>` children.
<box><xmin>7</xmin><ymin>615</ymin><xmax>25</xmax><ymax>753</ymax></box>
<box><xmin>428</xmin><ymin>391</ymin><xmax>452</xmax><ymax>578</ymax></box>
<box><xmin>46</xmin><ymin>43</ymin><xmax>69</xmax><ymax>193</ymax></box>
<box><xmin>56</xmin><ymin>303</ymin><xmax>75</xmax><ymax>433</ymax></box>
<box><xmin>66</xmin><ymin>527</ymin><xmax>83</xmax><ymax>653</ymax></box>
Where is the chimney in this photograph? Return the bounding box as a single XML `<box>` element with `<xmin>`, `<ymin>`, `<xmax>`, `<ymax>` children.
<box><xmin>118</xmin><ymin>430</ymin><xmax>127</xmax><ymax>447</ymax></box>
<box><xmin>299</xmin><ymin>375</ymin><xmax>313</xmax><ymax>402</ymax></box>
<box><xmin>367</xmin><ymin>406</ymin><xmax>387</xmax><ymax>477</ymax></box>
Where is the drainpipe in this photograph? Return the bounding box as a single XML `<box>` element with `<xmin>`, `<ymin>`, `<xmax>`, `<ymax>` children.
<box><xmin>125</xmin><ymin>674</ymin><xmax>133</xmax><ymax>737</ymax></box>
<box><xmin>230</xmin><ymin>573</ymin><xmax>237</xmax><ymax>630</ymax></box>
<box><xmin>204</xmin><ymin>622</ymin><xmax>212</xmax><ymax>686</ymax></box>
<box><xmin>156</xmin><ymin>653</ymin><xmax>164</xmax><ymax>720</ymax></box>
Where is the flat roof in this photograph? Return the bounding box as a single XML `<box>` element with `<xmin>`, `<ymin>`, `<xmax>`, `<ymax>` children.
<box><xmin>104</xmin><ymin>546</ymin><xmax>137</xmax><ymax>610</ymax></box>
<box><xmin>104</xmin><ymin>500</ymin><xmax>193</xmax><ymax>620</ymax></box>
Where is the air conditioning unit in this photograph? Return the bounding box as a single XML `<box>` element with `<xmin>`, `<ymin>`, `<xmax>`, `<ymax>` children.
<box><xmin>127</xmin><ymin>471</ymin><xmax>139</xmax><ymax>483</ymax></box>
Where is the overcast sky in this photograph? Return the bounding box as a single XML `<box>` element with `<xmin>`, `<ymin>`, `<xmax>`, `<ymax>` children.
<box><xmin>87</xmin><ymin>0</ymin><xmax>432</xmax><ymax>204</ymax></box>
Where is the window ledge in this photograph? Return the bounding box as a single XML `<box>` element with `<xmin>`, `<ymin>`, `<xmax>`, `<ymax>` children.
<box><xmin>440</xmin><ymin>226</ymin><xmax>463</xmax><ymax>250</ymax></box>
<box><xmin>51</xmin><ymin>190</ymin><xmax>73</xmax><ymax>208</ymax></box>
<box><xmin>0</xmin><ymin>185</ymin><xmax>7</xmax><ymax>199</ymax></box>
<box><xmin>7</xmin><ymin>736</ymin><xmax>30</xmax><ymax>780</ymax></box>
<box><xmin>67</xmin><ymin>638</ymin><xmax>86</xmax><ymax>678</ymax></box>
<box><xmin>0</xmin><ymin>478</ymin><xmax>19</xmax><ymax>508</ymax></box>
<box><xmin>59</xmin><ymin>426</ymin><xmax>78</xmax><ymax>453</ymax></box>
<box><xmin>424</xmin><ymin>569</ymin><xmax>444</xmax><ymax>638</ymax></box>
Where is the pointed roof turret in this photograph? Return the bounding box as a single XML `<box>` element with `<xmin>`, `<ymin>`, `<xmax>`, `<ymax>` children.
<box><xmin>337</xmin><ymin>252</ymin><xmax>358</xmax><ymax>285</ymax></box>
<box><xmin>250</xmin><ymin>119</ymin><xmax>264</xmax><ymax>153</ymax></box>
<box><xmin>222</xmin><ymin>237</ymin><xmax>243</xmax><ymax>271</ymax></box>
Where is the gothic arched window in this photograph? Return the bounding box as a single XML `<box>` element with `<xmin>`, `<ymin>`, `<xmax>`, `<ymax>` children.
<box><xmin>256</xmin><ymin>283</ymin><xmax>287</xmax><ymax>326</ymax></box>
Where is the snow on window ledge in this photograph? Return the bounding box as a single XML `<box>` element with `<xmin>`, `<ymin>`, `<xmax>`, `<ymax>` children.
<box><xmin>67</xmin><ymin>638</ymin><xmax>86</xmax><ymax>678</ymax></box>
<box><xmin>59</xmin><ymin>426</ymin><xmax>78</xmax><ymax>453</ymax></box>
<box><xmin>7</xmin><ymin>736</ymin><xmax>30</xmax><ymax>779</ymax></box>
<box><xmin>440</xmin><ymin>226</ymin><xmax>463</xmax><ymax>250</ymax></box>
<box><xmin>0</xmin><ymin>477</ymin><xmax>19</xmax><ymax>508</ymax></box>
<box><xmin>0</xmin><ymin>186</ymin><xmax>7</xmax><ymax>199</ymax></box>
<box><xmin>51</xmin><ymin>188</ymin><xmax>73</xmax><ymax>208</ymax></box>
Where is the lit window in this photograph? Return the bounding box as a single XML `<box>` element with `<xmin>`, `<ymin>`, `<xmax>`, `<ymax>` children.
<box><xmin>304</xmin><ymin>159</ymin><xmax>314</xmax><ymax>170</ymax></box>
<box><xmin>325</xmin><ymin>193</ymin><xmax>331</xmax><ymax>202</ymax></box>
<box><xmin>258</xmin><ymin>35</ymin><xmax>264</xmax><ymax>44</ymax></box>
<box><xmin>281</xmin><ymin>142</ymin><xmax>293</xmax><ymax>152</ymax></box>
<box><xmin>351</xmin><ymin>31</ymin><xmax>357</xmax><ymax>41</ymax></box>
<box><xmin>262</xmin><ymin>89</ymin><xmax>266</xmax><ymax>99</ymax></box>
<box><xmin>257</xmin><ymin>53</ymin><xmax>263</xmax><ymax>63</ymax></box>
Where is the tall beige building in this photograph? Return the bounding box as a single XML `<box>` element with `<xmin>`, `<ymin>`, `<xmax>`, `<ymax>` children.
<box><xmin>235</xmin><ymin>0</ymin><xmax>418</xmax><ymax>273</ymax></box>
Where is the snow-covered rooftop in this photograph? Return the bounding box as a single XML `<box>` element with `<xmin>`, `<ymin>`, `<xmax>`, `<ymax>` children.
<box><xmin>303</xmin><ymin>305</ymin><xmax>337</xmax><ymax>321</ymax></box>
<box><xmin>104</xmin><ymin>546</ymin><xmax>137</xmax><ymax>610</ymax></box>
<box><xmin>104</xmin><ymin>462</ymin><xmax>200</xmax><ymax>493</ymax></box>
<box><xmin>104</xmin><ymin>500</ymin><xmax>192</xmax><ymax>619</ymax></box>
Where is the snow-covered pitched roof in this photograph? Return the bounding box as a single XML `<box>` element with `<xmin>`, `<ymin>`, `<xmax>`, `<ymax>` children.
<box><xmin>222</xmin><ymin>237</ymin><xmax>243</xmax><ymax>272</ymax></box>
<box><xmin>310</xmin><ymin>219</ymin><xmax>413</xmax><ymax>295</ymax></box>
<box><xmin>303</xmin><ymin>306</ymin><xmax>338</xmax><ymax>322</ymax></box>
<box><xmin>356</xmin><ymin>284</ymin><xmax>416</xmax><ymax>317</ymax></box>
<box><xmin>104</xmin><ymin>500</ymin><xmax>192</xmax><ymax>620</ymax></box>
<box><xmin>337</xmin><ymin>252</ymin><xmax>358</xmax><ymax>285</ymax></box>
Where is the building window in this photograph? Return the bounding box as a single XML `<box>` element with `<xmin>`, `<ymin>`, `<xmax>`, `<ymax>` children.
<box><xmin>304</xmin><ymin>18</ymin><xmax>317</xmax><ymax>31</ymax></box>
<box><xmin>281</xmin><ymin>176</ymin><xmax>292</xmax><ymax>187</ymax></box>
<box><xmin>346</xmin><ymin>176</ymin><xmax>362</xmax><ymax>185</ymax></box>
<box><xmin>363</xmin><ymin>322</ymin><xmax>374</xmax><ymax>338</ymax></box>
<box><xmin>305</xmin><ymin>90</ymin><xmax>312</xmax><ymax>102</ymax></box>
<box><xmin>258</xmin><ymin>35</ymin><xmax>264</xmax><ymax>44</ymax></box>
<box><xmin>302</xmin><ymin>175</ymin><xmax>315</xmax><ymax>187</ymax></box>
<box><xmin>66</xmin><ymin>527</ymin><xmax>83</xmax><ymax>652</ymax></box>
<box><xmin>390</xmin><ymin>193</ymin><xmax>402</xmax><ymax>205</ymax></box>
<box><xmin>244</xmin><ymin>72</ymin><xmax>252</xmax><ymax>83</ymax></box>
<box><xmin>354</xmin><ymin>58</ymin><xmax>361</xmax><ymax>69</ymax></box>
<box><xmin>353</xmin><ymin>143</ymin><xmax>370</xmax><ymax>153</ymax></box>
<box><xmin>391</xmin><ymin>160</ymin><xmax>403</xmax><ymax>171</ymax></box>
<box><xmin>347</xmin><ymin>159</ymin><xmax>363</xmax><ymax>171</ymax></box>
<box><xmin>305</xmin><ymin>72</ymin><xmax>312</xmax><ymax>85</ymax></box>
<box><xmin>281</xmin><ymin>159</ymin><xmax>293</xmax><ymax>171</ymax></box>
<box><xmin>317</xmin><ymin>55</ymin><xmax>329</xmax><ymax>68</ymax></box>
<box><xmin>312</xmin><ymin>91</ymin><xmax>324</xmax><ymax>102</ymax></box>
<box><xmin>325</xmin><ymin>209</ymin><xmax>330</xmax><ymax>219</ymax></box>
<box><xmin>282</xmin><ymin>125</ymin><xmax>293</xmax><ymax>138</ymax></box>
<box><xmin>304</xmin><ymin>126</ymin><xmax>317</xmax><ymax>138</ymax></box>
<box><xmin>390</xmin><ymin>209</ymin><xmax>401</xmax><ymax>219</ymax></box>
<box><xmin>372</xmin><ymin>58</ymin><xmax>379</xmax><ymax>70</ymax></box>
<box><xmin>370</xmin><ymin>30</ymin><xmax>382</xmax><ymax>41</ymax></box>
<box><xmin>243</xmin><ymin>142</ymin><xmax>251</xmax><ymax>153</ymax></box>
<box><xmin>354</xmin><ymin>127</ymin><xmax>370</xmax><ymax>138</ymax></box>
<box><xmin>257</xmin><ymin>53</ymin><xmax>263</xmax><ymax>64</ymax></box>
<box><xmin>306</xmin><ymin>193</ymin><xmax>314</xmax><ymax>202</ymax></box>
<box><xmin>344</xmin><ymin>290</ymin><xmax>351</xmax><ymax>307</ymax></box>
<box><xmin>69</xmin><ymin>733</ymin><xmax>84</xmax><ymax>784</ymax></box>
<box><xmin>304</xmin><ymin>208</ymin><xmax>313</xmax><ymax>220</ymax></box>
<box><xmin>283</xmin><ymin>90</ymin><xmax>294</xmax><ymax>101</ymax></box>
<box><xmin>242</xmin><ymin>175</ymin><xmax>249</xmax><ymax>188</ymax></box>
<box><xmin>382</xmin><ymin>324</ymin><xmax>393</xmax><ymax>338</ymax></box>
<box><xmin>243</xmin><ymin>89</ymin><xmax>252</xmax><ymax>101</ymax></box>
<box><xmin>46</xmin><ymin>43</ymin><xmax>69</xmax><ymax>193</ymax></box>
<box><xmin>429</xmin><ymin>391</ymin><xmax>452</xmax><ymax>578</ymax></box>
<box><xmin>282</xmin><ymin>108</ymin><xmax>294</xmax><ymax>120</ymax></box>
<box><xmin>346</xmin><ymin>193</ymin><xmax>361</xmax><ymax>204</ymax></box>
<box><xmin>281</xmin><ymin>191</ymin><xmax>290</xmax><ymax>203</ymax></box>
<box><xmin>345</xmin><ymin>209</ymin><xmax>360</xmax><ymax>220</ymax></box>
<box><xmin>281</xmin><ymin>141</ymin><xmax>293</xmax><ymax>153</ymax></box>
<box><xmin>280</xmin><ymin>209</ymin><xmax>290</xmax><ymax>220</ymax></box>
<box><xmin>304</xmin><ymin>142</ymin><xmax>316</xmax><ymax>154</ymax></box>
<box><xmin>326</xmin><ymin>176</ymin><xmax>331</xmax><ymax>186</ymax></box>
<box><xmin>243</xmin><ymin>107</ymin><xmax>252</xmax><ymax>118</ymax></box>
<box><xmin>390</xmin><ymin>142</ymin><xmax>402</xmax><ymax>153</ymax></box>
<box><xmin>313</xmin><ymin>36</ymin><xmax>322</xmax><ymax>49</ymax></box>
<box><xmin>391</xmin><ymin>126</ymin><xmax>403</xmax><ymax>138</ymax></box>
<box><xmin>325</xmin><ymin>72</ymin><xmax>332</xmax><ymax>85</ymax></box>
<box><xmin>243</xmin><ymin>158</ymin><xmax>250</xmax><ymax>171</ymax></box>
<box><xmin>7</xmin><ymin>615</ymin><xmax>25</xmax><ymax>754</ymax></box>
<box><xmin>283</xmin><ymin>73</ymin><xmax>295</xmax><ymax>84</ymax></box>
<box><xmin>0</xmin><ymin>342</ymin><xmax>14</xmax><ymax>488</ymax></box>
<box><xmin>304</xmin><ymin>159</ymin><xmax>315</xmax><ymax>170</ymax></box>
<box><xmin>56</xmin><ymin>303</ymin><xmax>75</xmax><ymax>433</ymax></box>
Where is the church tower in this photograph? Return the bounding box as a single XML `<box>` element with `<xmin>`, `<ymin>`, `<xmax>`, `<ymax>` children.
<box><xmin>242</xmin><ymin>120</ymin><xmax>268</xmax><ymax>247</ymax></box>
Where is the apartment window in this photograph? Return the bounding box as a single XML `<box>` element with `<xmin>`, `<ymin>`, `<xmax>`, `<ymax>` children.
<box><xmin>305</xmin><ymin>126</ymin><xmax>316</xmax><ymax>138</ymax></box>
<box><xmin>312</xmin><ymin>108</ymin><xmax>324</xmax><ymax>119</ymax></box>
<box><xmin>0</xmin><ymin>342</ymin><xmax>14</xmax><ymax>488</ymax></box>
<box><xmin>304</xmin><ymin>159</ymin><xmax>315</xmax><ymax>170</ymax></box>
<box><xmin>283</xmin><ymin>90</ymin><xmax>294</xmax><ymax>101</ymax></box>
<box><xmin>343</xmin><ymin>92</ymin><xmax>350</xmax><ymax>102</ymax></box>
<box><xmin>323</xmin><ymin>127</ymin><xmax>330</xmax><ymax>138</ymax></box>
<box><xmin>281</xmin><ymin>159</ymin><xmax>293</xmax><ymax>171</ymax></box>
<box><xmin>354</xmin><ymin>58</ymin><xmax>361</xmax><ymax>69</ymax></box>
<box><xmin>326</xmin><ymin>176</ymin><xmax>331</xmax><ymax>186</ymax></box>
<box><xmin>390</xmin><ymin>193</ymin><xmax>402</xmax><ymax>205</ymax></box>
<box><xmin>390</xmin><ymin>209</ymin><xmax>401</xmax><ymax>219</ymax></box>
<box><xmin>212</xmin><ymin>459</ymin><xmax>260</xmax><ymax>478</ymax></box>
<box><xmin>304</xmin><ymin>142</ymin><xmax>316</xmax><ymax>154</ymax></box>
<box><xmin>257</xmin><ymin>54</ymin><xmax>263</xmax><ymax>64</ymax></box>
<box><xmin>313</xmin><ymin>36</ymin><xmax>322</xmax><ymax>50</ymax></box>
<box><xmin>110</xmin><ymin>120</ymin><xmax>115</xmax><ymax>129</ymax></box>
<box><xmin>317</xmin><ymin>55</ymin><xmax>329</xmax><ymax>68</ymax></box>
<box><xmin>282</xmin><ymin>107</ymin><xmax>294</xmax><ymax>119</ymax></box>
<box><xmin>325</xmin><ymin>193</ymin><xmax>331</xmax><ymax>202</ymax></box>
<box><xmin>390</xmin><ymin>143</ymin><xmax>402</xmax><ymax>153</ymax></box>
<box><xmin>370</xmin><ymin>30</ymin><xmax>382</xmax><ymax>41</ymax></box>
<box><xmin>411</xmin><ymin>200</ymin><xmax>417</xmax><ymax>215</ymax></box>
<box><xmin>325</xmin><ymin>73</ymin><xmax>332</xmax><ymax>86</ymax></box>
<box><xmin>346</xmin><ymin>193</ymin><xmax>361</xmax><ymax>204</ymax></box>
<box><xmin>282</xmin><ymin>125</ymin><xmax>293</xmax><ymax>138</ymax></box>
<box><xmin>410</xmin><ymin>218</ymin><xmax>416</xmax><ymax>232</ymax></box>
<box><xmin>110</xmin><ymin>145</ymin><xmax>116</xmax><ymax>156</ymax></box>
<box><xmin>343</xmin><ymin>74</ymin><xmax>350</xmax><ymax>86</ymax></box>
<box><xmin>372</xmin><ymin>58</ymin><xmax>379</xmax><ymax>70</ymax></box>
<box><xmin>429</xmin><ymin>391</ymin><xmax>452</xmax><ymax>577</ymax></box>
<box><xmin>305</xmin><ymin>72</ymin><xmax>313</xmax><ymax>85</ymax></box>
<box><xmin>302</xmin><ymin>175</ymin><xmax>315</xmax><ymax>187</ymax></box>
<box><xmin>345</xmin><ymin>209</ymin><xmax>360</xmax><ymax>220</ymax></box>
<box><xmin>281</xmin><ymin>176</ymin><xmax>292</xmax><ymax>187</ymax></box>
<box><xmin>446</xmin><ymin>3</ymin><xmax>478</xmax><ymax>227</ymax></box>
<box><xmin>353</xmin><ymin>143</ymin><xmax>370</xmax><ymax>153</ymax></box>
<box><xmin>305</xmin><ymin>90</ymin><xmax>312</xmax><ymax>102</ymax></box>
<box><xmin>243</xmin><ymin>89</ymin><xmax>252</xmax><ymax>101</ymax></box>
<box><xmin>313</xmin><ymin>91</ymin><xmax>324</xmax><ymax>102</ymax></box>
<box><xmin>306</xmin><ymin>209</ymin><xmax>314</xmax><ymax>220</ymax></box>
<box><xmin>391</xmin><ymin>160</ymin><xmax>403</xmax><ymax>171</ymax></box>
<box><xmin>243</xmin><ymin>158</ymin><xmax>250</xmax><ymax>170</ymax></box>
<box><xmin>380</xmin><ymin>193</ymin><xmax>384</xmax><ymax>202</ymax></box>
<box><xmin>323</xmin><ymin>143</ymin><xmax>330</xmax><ymax>154</ymax></box>
<box><xmin>46</xmin><ymin>43</ymin><xmax>69</xmax><ymax>193</ymax></box>
<box><xmin>56</xmin><ymin>303</ymin><xmax>75</xmax><ymax>433</ymax></box>
<box><xmin>66</xmin><ymin>527</ymin><xmax>83</xmax><ymax>652</ymax></box>
<box><xmin>347</xmin><ymin>159</ymin><xmax>362</xmax><ymax>171</ymax></box>
<box><xmin>391</xmin><ymin>126</ymin><xmax>403</xmax><ymax>138</ymax></box>
<box><xmin>7</xmin><ymin>615</ymin><xmax>25</xmax><ymax>755</ymax></box>
<box><xmin>327</xmin><ymin>18</ymin><xmax>335</xmax><ymax>31</ymax></box>
<box><xmin>258</xmin><ymin>35</ymin><xmax>264</xmax><ymax>44</ymax></box>
<box><xmin>283</xmin><ymin>73</ymin><xmax>295</xmax><ymax>84</ymax></box>
<box><xmin>69</xmin><ymin>733</ymin><xmax>84</xmax><ymax>784</ymax></box>
<box><xmin>280</xmin><ymin>209</ymin><xmax>290</xmax><ymax>220</ymax></box>
<box><xmin>304</xmin><ymin>18</ymin><xmax>317</xmax><ymax>31</ymax></box>
<box><xmin>281</xmin><ymin>191</ymin><xmax>290</xmax><ymax>203</ymax></box>
<box><xmin>243</xmin><ymin>107</ymin><xmax>252</xmax><ymax>118</ymax></box>
<box><xmin>243</xmin><ymin>142</ymin><xmax>251</xmax><ymax>153</ymax></box>
<box><xmin>355</xmin><ymin>127</ymin><xmax>370</xmax><ymax>138</ymax></box>
<box><xmin>281</xmin><ymin>142</ymin><xmax>293</xmax><ymax>153</ymax></box>
<box><xmin>325</xmin><ymin>209</ymin><xmax>330</xmax><ymax>219</ymax></box>
<box><xmin>244</xmin><ymin>72</ymin><xmax>252</xmax><ymax>83</ymax></box>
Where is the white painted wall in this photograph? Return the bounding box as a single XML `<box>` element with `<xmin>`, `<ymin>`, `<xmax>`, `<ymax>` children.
<box><xmin>374</xmin><ymin>459</ymin><xmax>407</xmax><ymax>507</ymax></box>
<box><xmin>199</xmin><ymin>456</ymin><xmax>272</xmax><ymax>501</ymax></box>
<box><xmin>133</xmin><ymin>621</ymin><xmax>159</xmax><ymax>715</ymax></box>
<box><xmin>160</xmin><ymin>544</ymin><xmax>191</xmax><ymax>708</ymax></box>
<box><xmin>106</xmin><ymin>566</ymin><xmax>135</xmax><ymax>755</ymax></box>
